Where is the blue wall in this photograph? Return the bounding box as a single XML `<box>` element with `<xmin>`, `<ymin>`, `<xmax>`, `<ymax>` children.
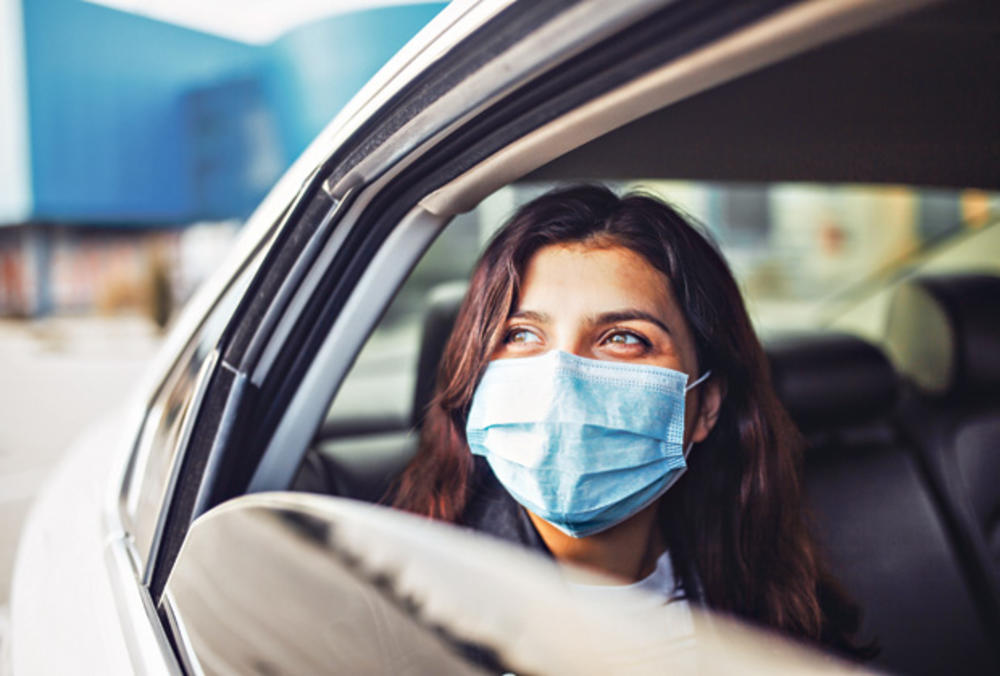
<box><xmin>265</xmin><ymin>4</ymin><xmax>444</xmax><ymax>162</ymax></box>
<box><xmin>22</xmin><ymin>0</ymin><xmax>263</xmax><ymax>222</ymax></box>
<box><xmin>21</xmin><ymin>0</ymin><xmax>444</xmax><ymax>224</ymax></box>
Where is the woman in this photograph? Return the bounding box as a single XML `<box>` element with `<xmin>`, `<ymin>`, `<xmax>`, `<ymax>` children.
<box><xmin>391</xmin><ymin>184</ymin><xmax>866</xmax><ymax>655</ymax></box>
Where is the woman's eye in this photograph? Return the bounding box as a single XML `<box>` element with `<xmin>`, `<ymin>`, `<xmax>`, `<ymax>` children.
<box><xmin>603</xmin><ymin>331</ymin><xmax>648</xmax><ymax>347</ymax></box>
<box><xmin>506</xmin><ymin>328</ymin><xmax>541</xmax><ymax>345</ymax></box>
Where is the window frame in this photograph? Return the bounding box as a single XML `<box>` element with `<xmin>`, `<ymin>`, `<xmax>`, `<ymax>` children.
<box><xmin>146</xmin><ymin>0</ymin><xmax>722</xmax><ymax>603</ymax></box>
<box><xmin>144</xmin><ymin>0</ymin><xmax>924</xmax><ymax>617</ymax></box>
<box><xmin>240</xmin><ymin>0</ymin><xmax>919</xmax><ymax>511</ymax></box>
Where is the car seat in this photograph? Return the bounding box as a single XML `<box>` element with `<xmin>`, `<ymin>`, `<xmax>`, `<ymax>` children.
<box><xmin>412</xmin><ymin>281</ymin><xmax>468</xmax><ymax>428</ymax></box>
<box><xmin>884</xmin><ymin>273</ymin><xmax>1000</xmax><ymax>638</ymax></box>
<box><xmin>766</xmin><ymin>331</ymin><xmax>1000</xmax><ymax>675</ymax></box>
<box><xmin>293</xmin><ymin>281</ymin><xmax>468</xmax><ymax>501</ymax></box>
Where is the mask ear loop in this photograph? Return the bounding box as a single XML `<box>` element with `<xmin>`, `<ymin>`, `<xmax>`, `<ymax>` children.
<box><xmin>684</xmin><ymin>369</ymin><xmax>712</xmax><ymax>392</ymax></box>
<box><xmin>683</xmin><ymin>369</ymin><xmax>712</xmax><ymax>457</ymax></box>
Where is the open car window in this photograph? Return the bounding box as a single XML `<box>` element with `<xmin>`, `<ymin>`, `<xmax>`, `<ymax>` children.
<box><xmin>293</xmin><ymin>179</ymin><xmax>1000</xmax><ymax>504</ymax></box>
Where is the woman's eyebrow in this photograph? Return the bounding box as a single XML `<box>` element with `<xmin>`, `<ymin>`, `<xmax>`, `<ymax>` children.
<box><xmin>592</xmin><ymin>310</ymin><xmax>672</xmax><ymax>335</ymax></box>
<box><xmin>507</xmin><ymin>309</ymin><xmax>550</xmax><ymax>323</ymax></box>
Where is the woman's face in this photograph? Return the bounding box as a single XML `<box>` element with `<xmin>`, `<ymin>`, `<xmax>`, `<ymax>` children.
<box><xmin>492</xmin><ymin>241</ymin><xmax>717</xmax><ymax>444</ymax></box>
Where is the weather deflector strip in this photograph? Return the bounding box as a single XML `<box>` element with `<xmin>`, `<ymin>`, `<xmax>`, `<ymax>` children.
<box><xmin>420</xmin><ymin>0</ymin><xmax>939</xmax><ymax>216</ymax></box>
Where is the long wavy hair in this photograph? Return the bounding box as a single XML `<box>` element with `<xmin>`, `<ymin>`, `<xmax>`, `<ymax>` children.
<box><xmin>391</xmin><ymin>184</ymin><xmax>863</xmax><ymax>652</ymax></box>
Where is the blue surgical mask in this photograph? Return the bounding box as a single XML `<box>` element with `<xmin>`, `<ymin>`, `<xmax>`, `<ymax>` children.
<box><xmin>465</xmin><ymin>350</ymin><xmax>710</xmax><ymax>538</ymax></box>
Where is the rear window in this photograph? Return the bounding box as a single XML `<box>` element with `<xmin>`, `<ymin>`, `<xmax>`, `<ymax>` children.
<box><xmin>313</xmin><ymin>180</ymin><xmax>999</xmax><ymax>465</ymax></box>
<box><xmin>478</xmin><ymin>182</ymin><xmax>1000</xmax><ymax>340</ymax></box>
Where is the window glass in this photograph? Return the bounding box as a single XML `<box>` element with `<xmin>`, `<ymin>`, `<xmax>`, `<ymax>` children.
<box><xmin>613</xmin><ymin>181</ymin><xmax>1000</xmax><ymax>339</ymax></box>
<box><xmin>124</xmin><ymin>248</ymin><xmax>264</xmax><ymax>567</ymax></box>
<box><xmin>294</xmin><ymin>181</ymin><xmax>1000</xmax><ymax>501</ymax></box>
<box><xmin>163</xmin><ymin>501</ymin><xmax>486</xmax><ymax>675</ymax></box>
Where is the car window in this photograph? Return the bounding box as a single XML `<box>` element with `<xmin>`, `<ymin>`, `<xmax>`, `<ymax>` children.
<box><xmin>123</xmin><ymin>247</ymin><xmax>265</xmax><ymax>568</ymax></box>
<box><xmin>162</xmin><ymin>496</ymin><xmax>486</xmax><ymax>675</ymax></box>
<box><xmin>162</xmin><ymin>492</ymin><xmax>845</xmax><ymax>675</ymax></box>
<box><xmin>292</xmin><ymin>179</ymin><xmax>999</xmax><ymax>503</ymax></box>
<box><xmin>292</xmin><ymin>209</ymin><xmax>482</xmax><ymax>501</ymax></box>
<box><xmin>597</xmin><ymin>181</ymin><xmax>1000</xmax><ymax>340</ymax></box>
<box><xmin>321</xmin><ymin>210</ymin><xmax>481</xmax><ymax>437</ymax></box>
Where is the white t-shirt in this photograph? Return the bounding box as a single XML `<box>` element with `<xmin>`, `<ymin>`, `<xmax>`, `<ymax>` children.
<box><xmin>567</xmin><ymin>550</ymin><xmax>696</xmax><ymax>648</ymax></box>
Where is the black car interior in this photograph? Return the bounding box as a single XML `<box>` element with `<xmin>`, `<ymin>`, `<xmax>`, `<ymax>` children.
<box><xmin>294</xmin><ymin>270</ymin><xmax>1000</xmax><ymax>674</ymax></box>
<box><xmin>768</xmin><ymin>325</ymin><xmax>1000</xmax><ymax>674</ymax></box>
<box><xmin>884</xmin><ymin>276</ymin><xmax>1000</xmax><ymax>627</ymax></box>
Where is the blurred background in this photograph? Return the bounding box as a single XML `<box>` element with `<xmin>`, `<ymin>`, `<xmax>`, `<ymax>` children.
<box><xmin>0</xmin><ymin>0</ymin><xmax>446</xmax><ymax>605</ymax></box>
<box><xmin>1</xmin><ymin>0</ymin><xmax>999</xmax><ymax>612</ymax></box>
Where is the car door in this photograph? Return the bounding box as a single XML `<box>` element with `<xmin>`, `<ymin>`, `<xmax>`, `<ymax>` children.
<box><xmin>129</xmin><ymin>0</ymin><xmax>942</xmax><ymax>672</ymax></box>
<box><xmin>146</xmin><ymin>0</ymin><xmax>800</xmax><ymax>600</ymax></box>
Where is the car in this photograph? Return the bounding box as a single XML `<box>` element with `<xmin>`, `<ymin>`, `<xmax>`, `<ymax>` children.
<box><xmin>10</xmin><ymin>0</ymin><xmax>1000</xmax><ymax>673</ymax></box>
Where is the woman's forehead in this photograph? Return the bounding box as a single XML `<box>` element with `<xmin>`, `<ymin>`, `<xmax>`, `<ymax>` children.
<box><xmin>517</xmin><ymin>243</ymin><xmax>677</xmax><ymax>317</ymax></box>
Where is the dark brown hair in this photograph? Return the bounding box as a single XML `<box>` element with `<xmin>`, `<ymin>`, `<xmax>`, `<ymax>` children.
<box><xmin>392</xmin><ymin>184</ymin><xmax>863</xmax><ymax>652</ymax></box>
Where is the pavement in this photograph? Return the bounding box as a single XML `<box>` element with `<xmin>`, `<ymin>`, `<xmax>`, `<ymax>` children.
<box><xmin>0</xmin><ymin>315</ymin><xmax>162</xmax><ymax>605</ymax></box>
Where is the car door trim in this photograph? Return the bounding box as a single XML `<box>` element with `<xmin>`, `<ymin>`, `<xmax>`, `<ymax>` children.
<box><xmin>116</xmin><ymin>219</ymin><xmax>279</xmax><ymax>549</ymax></box>
<box><xmin>105</xmin><ymin>535</ymin><xmax>184</xmax><ymax>676</ymax></box>
<box><xmin>248</xmin><ymin>205</ymin><xmax>448</xmax><ymax>493</ymax></box>
<box><xmin>158</xmin><ymin>590</ymin><xmax>204</xmax><ymax>676</ymax></box>
<box><xmin>140</xmin><ymin>347</ymin><xmax>220</xmax><ymax>584</ymax></box>
<box><xmin>239</xmin><ymin>186</ymin><xmax>356</xmax><ymax>377</ymax></box>
<box><xmin>320</xmin><ymin>0</ymin><xmax>670</xmax><ymax>200</ymax></box>
<box><xmin>191</xmin><ymin>364</ymin><xmax>249</xmax><ymax>519</ymax></box>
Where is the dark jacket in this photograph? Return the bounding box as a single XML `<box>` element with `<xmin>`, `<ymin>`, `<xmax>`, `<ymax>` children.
<box><xmin>459</xmin><ymin>456</ymin><xmax>706</xmax><ymax>604</ymax></box>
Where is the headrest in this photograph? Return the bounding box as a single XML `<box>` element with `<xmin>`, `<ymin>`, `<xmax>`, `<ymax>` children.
<box><xmin>412</xmin><ymin>281</ymin><xmax>468</xmax><ymax>427</ymax></box>
<box><xmin>884</xmin><ymin>273</ymin><xmax>1000</xmax><ymax>398</ymax></box>
<box><xmin>766</xmin><ymin>332</ymin><xmax>898</xmax><ymax>432</ymax></box>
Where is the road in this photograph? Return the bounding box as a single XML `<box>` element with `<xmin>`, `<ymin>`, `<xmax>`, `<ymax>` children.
<box><xmin>0</xmin><ymin>316</ymin><xmax>162</xmax><ymax>605</ymax></box>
